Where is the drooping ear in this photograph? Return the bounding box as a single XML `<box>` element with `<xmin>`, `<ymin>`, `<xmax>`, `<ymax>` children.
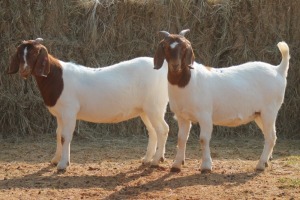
<box><xmin>154</xmin><ymin>42</ymin><xmax>165</xmax><ymax>70</ymax></box>
<box><xmin>183</xmin><ymin>45</ymin><xmax>195</xmax><ymax>69</ymax></box>
<box><xmin>33</xmin><ymin>46</ymin><xmax>50</xmax><ymax>77</ymax></box>
<box><xmin>7</xmin><ymin>52</ymin><xmax>20</xmax><ymax>74</ymax></box>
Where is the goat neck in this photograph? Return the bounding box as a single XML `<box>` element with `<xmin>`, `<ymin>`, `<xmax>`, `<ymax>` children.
<box><xmin>167</xmin><ymin>65</ymin><xmax>192</xmax><ymax>88</ymax></box>
<box><xmin>34</xmin><ymin>54</ymin><xmax>63</xmax><ymax>107</ymax></box>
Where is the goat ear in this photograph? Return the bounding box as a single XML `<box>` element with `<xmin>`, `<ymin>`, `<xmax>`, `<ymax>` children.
<box><xmin>183</xmin><ymin>45</ymin><xmax>195</xmax><ymax>69</ymax></box>
<box><xmin>154</xmin><ymin>42</ymin><xmax>165</xmax><ymax>70</ymax></box>
<box><xmin>7</xmin><ymin>53</ymin><xmax>20</xmax><ymax>74</ymax></box>
<box><xmin>33</xmin><ymin>47</ymin><xmax>50</xmax><ymax>77</ymax></box>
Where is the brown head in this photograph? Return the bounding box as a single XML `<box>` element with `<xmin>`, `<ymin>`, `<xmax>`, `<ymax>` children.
<box><xmin>8</xmin><ymin>39</ymin><xmax>63</xmax><ymax>107</ymax></box>
<box><xmin>8</xmin><ymin>38</ymin><xmax>50</xmax><ymax>79</ymax></box>
<box><xmin>154</xmin><ymin>29</ymin><xmax>195</xmax><ymax>87</ymax></box>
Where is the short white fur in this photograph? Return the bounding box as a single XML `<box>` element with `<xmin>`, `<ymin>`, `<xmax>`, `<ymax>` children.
<box><xmin>164</xmin><ymin>40</ymin><xmax>290</xmax><ymax>172</ymax></box>
<box><xmin>23</xmin><ymin>47</ymin><xmax>28</xmax><ymax>69</ymax></box>
<box><xmin>170</xmin><ymin>41</ymin><xmax>179</xmax><ymax>49</ymax></box>
<box><xmin>47</xmin><ymin>57</ymin><xmax>170</xmax><ymax>170</ymax></box>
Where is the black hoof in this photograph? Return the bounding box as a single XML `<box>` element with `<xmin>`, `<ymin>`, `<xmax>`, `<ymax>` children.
<box><xmin>159</xmin><ymin>157</ymin><xmax>165</xmax><ymax>162</ymax></box>
<box><xmin>269</xmin><ymin>156</ymin><xmax>273</xmax><ymax>161</ymax></box>
<box><xmin>141</xmin><ymin>161</ymin><xmax>151</xmax><ymax>166</ymax></box>
<box><xmin>201</xmin><ymin>169</ymin><xmax>212</xmax><ymax>174</ymax></box>
<box><xmin>265</xmin><ymin>162</ymin><xmax>269</xmax><ymax>167</ymax></box>
<box><xmin>255</xmin><ymin>168</ymin><xmax>265</xmax><ymax>172</ymax></box>
<box><xmin>150</xmin><ymin>165</ymin><xmax>159</xmax><ymax>168</ymax></box>
<box><xmin>57</xmin><ymin>168</ymin><xmax>67</xmax><ymax>174</ymax></box>
<box><xmin>170</xmin><ymin>167</ymin><xmax>181</xmax><ymax>173</ymax></box>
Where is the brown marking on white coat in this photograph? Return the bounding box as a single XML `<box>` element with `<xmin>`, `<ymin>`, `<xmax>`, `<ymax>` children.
<box><xmin>61</xmin><ymin>136</ymin><xmax>65</xmax><ymax>146</ymax></box>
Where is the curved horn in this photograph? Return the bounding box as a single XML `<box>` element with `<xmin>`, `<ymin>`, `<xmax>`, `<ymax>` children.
<box><xmin>35</xmin><ymin>38</ymin><xmax>44</xmax><ymax>43</ymax></box>
<box><xmin>159</xmin><ymin>31</ymin><xmax>170</xmax><ymax>38</ymax></box>
<box><xmin>179</xmin><ymin>29</ymin><xmax>190</xmax><ymax>36</ymax></box>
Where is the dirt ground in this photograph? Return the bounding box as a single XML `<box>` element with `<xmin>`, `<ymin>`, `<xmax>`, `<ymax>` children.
<box><xmin>0</xmin><ymin>134</ymin><xmax>299</xmax><ymax>200</ymax></box>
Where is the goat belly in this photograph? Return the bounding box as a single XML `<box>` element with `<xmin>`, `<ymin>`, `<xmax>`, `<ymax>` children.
<box><xmin>76</xmin><ymin>108</ymin><xmax>142</xmax><ymax>123</ymax></box>
<box><xmin>213</xmin><ymin>112</ymin><xmax>259</xmax><ymax>127</ymax></box>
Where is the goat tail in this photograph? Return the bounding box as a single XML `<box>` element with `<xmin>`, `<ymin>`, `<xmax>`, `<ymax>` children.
<box><xmin>277</xmin><ymin>41</ymin><xmax>290</xmax><ymax>77</ymax></box>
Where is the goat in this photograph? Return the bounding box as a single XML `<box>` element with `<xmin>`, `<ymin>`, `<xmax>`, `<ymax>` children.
<box><xmin>8</xmin><ymin>38</ymin><xmax>169</xmax><ymax>170</ymax></box>
<box><xmin>154</xmin><ymin>29</ymin><xmax>290</xmax><ymax>173</ymax></box>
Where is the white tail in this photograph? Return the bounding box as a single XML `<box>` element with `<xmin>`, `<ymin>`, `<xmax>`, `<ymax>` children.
<box><xmin>277</xmin><ymin>41</ymin><xmax>290</xmax><ymax>77</ymax></box>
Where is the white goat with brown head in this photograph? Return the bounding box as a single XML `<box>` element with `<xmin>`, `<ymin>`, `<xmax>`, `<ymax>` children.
<box><xmin>8</xmin><ymin>39</ymin><xmax>169</xmax><ymax>171</ymax></box>
<box><xmin>154</xmin><ymin>29</ymin><xmax>290</xmax><ymax>173</ymax></box>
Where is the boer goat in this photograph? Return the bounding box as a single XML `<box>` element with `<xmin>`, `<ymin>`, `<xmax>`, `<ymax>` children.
<box><xmin>154</xmin><ymin>30</ymin><xmax>290</xmax><ymax>173</ymax></box>
<box><xmin>8</xmin><ymin>38</ymin><xmax>169</xmax><ymax>170</ymax></box>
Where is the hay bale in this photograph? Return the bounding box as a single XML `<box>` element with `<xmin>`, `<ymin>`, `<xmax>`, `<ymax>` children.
<box><xmin>1</xmin><ymin>0</ymin><xmax>299</xmax><ymax>138</ymax></box>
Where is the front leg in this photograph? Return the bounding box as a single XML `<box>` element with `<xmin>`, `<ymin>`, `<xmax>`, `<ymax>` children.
<box><xmin>171</xmin><ymin>117</ymin><xmax>191</xmax><ymax>172</ymax></box>
<box><xmin>56</xmin><ymin>113</ymin><xmax>77</xmax><ymax>171</ymax></box>
<box><xmin>51</xmin><ymin>117</ymin><xmax>63</xmax><ymax>165</ymax></box>
<box><xmin>198</xmin><ymin>116</ymin><xmax>213</xmax><ymax>173</ymax></box>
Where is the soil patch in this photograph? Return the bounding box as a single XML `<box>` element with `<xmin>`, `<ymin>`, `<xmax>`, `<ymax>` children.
<box><xmin>0</xmin><ymin>135</ymin><xmax>299</xmax><ymax>199</ymax></box>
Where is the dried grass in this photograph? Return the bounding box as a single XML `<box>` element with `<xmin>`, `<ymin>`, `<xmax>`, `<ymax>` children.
<box><xmin>1</xmin><ymin>0</ymin><xmax>299</xmax><ymax>139</ymax></box>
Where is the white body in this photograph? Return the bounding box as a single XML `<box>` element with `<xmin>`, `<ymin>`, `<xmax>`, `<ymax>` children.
<box><xmin>169</xmin><ymin>42</ymin><xmax>289</xmax><ymax>171</ymax></box>
<box><xmin>50</xmin><ymin>57</ymin><xmax>169</xmax><ymax>170</ymax></box>
<box><xmin>170</xmin><ymin>62</ymin><xmax>286</xmax><ymax>126</ymax></box>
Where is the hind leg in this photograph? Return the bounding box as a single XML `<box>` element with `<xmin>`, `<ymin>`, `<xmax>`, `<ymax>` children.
<box><xmin>140</xmin><ymin>113</ymin><xmax>158</xmax><ymax>164</ymax></box>
<box><xmin>144</xmin><ymin>112</ymin><xmax>169</xmax><ymax>166</ymax></box>
<box><xmin>256</xmin><ymin>111</ymin><xmax>278</xmax><ymax>170</ymax></box>
<box><xmin>255</xmin><ymin>116</ymin><xmax>273</xmax><ymax>160</ymax></box>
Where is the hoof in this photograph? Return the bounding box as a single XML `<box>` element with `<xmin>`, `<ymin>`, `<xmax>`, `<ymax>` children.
<box><xmin>170</xmin><ymin>167</ymin><xmax>181</xmax><ymax>173</ymax></box>
<box><xmin>141</xmin><ymin>157</ymin><xmax>152</xmax><ymax>165</ymax></box>
<box><xmin>57</xmin><ymin>168</ymin><xmax>67</xmax><ymax>174</ymax></box>
<box><xmin>51</xmin><ymin>156</ymin><xmax>61</xmax><ymax>165</ymax></box>
<box><xmin>255</xmin><ymin>165</ymin><xmax>266</xmax><ymax>171</ymax></box>
<box><xmin>256</xmin><ymin>161</ymin><xmax>267</xmax><ymax>171</ymax></box>
<box><xmin>255</xmin><ymin>167</ymin><xmax>265</xmax><ymax>172</ymax></box>
<box><xmin>159</xmin><ymin>157</ymin><xmax>165</xmax><ymax>162</ymax></box>
<box><xmin>150</xmin><ymin>164</ymin><xmax>159</xmax><ymax>168</ymax></box>
<box><xmin>50</xmin><ymin>161</ymin><xmax>57</xmax><ymax>166</ymax></box>
<box><xmin>269</xmin><ymin>156</ymin><xmax>273</xmax><ymax>161</ymax></box>
<box><xmin>51</xmin><ymin>159</ymin><xmax>59</xmax><ymax>166</ymax></box>
<box><xmin>201</xmin><ymin>169</ymin><xmax>212</xmax><ymax>174</ymax></box>
<box><xmin>265</xmin><ymin>162</ymin><xmax>269</xmax><ymax>167</ymax></box>
<box><xmin>57</xmin><ymin>161</ymin><xmax>69</xmax><ymax>171</ymax></box>
<box><xmin>141</xmin><ymin>159</ymin><xmax>151</xmax><ymax>165</ymax></box>
<box><xmin>142</xmin><ymin>161</ymin><xmax>151</xmax><ymax>166</ymax></box>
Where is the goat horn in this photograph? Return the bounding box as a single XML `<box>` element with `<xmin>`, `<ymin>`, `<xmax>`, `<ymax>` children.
<box><xmin>159</xmin><ymin>31</ymin><xmax>170</xmax><ymax>38</ymax></box>
<box><xmin>35</xmin><ymin>38</ymin><xmax>44</xmax><ymax>43</ymax></box>
<box><xmin>179</xmin><ymin>29</ymin><xmax>190</xmax><ymax>36</ymax></box>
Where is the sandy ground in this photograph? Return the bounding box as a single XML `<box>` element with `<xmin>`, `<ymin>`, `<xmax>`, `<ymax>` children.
<box><xmin>0</xmin><ymin>134</ymin><xmax>299</xmax><ymax>199</ymax></box>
